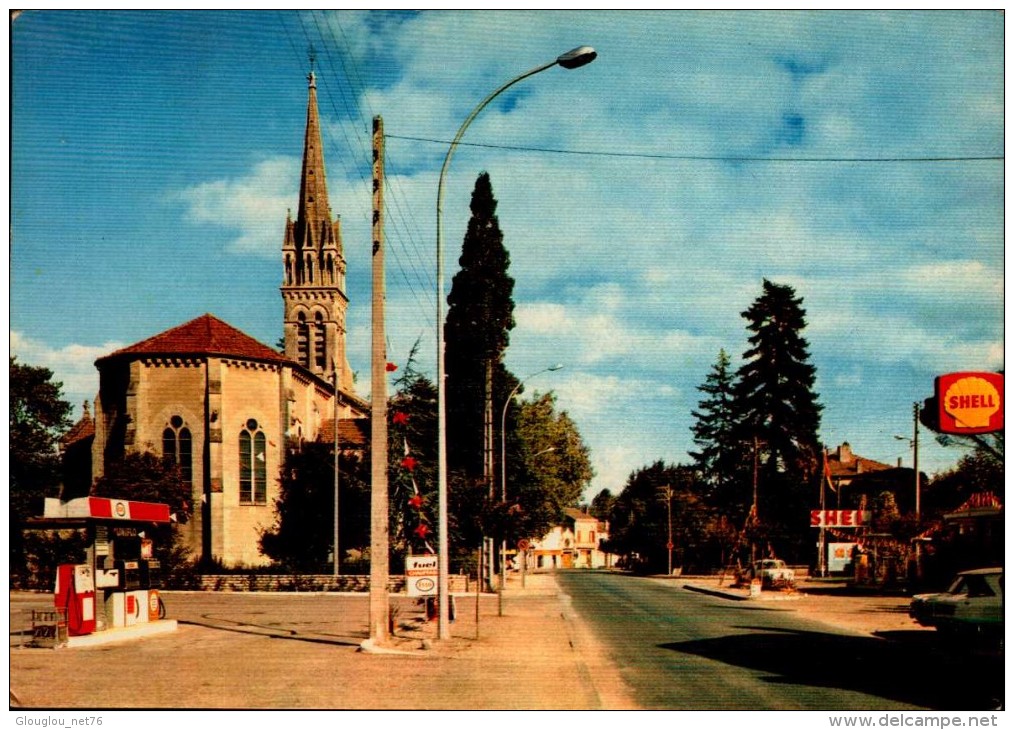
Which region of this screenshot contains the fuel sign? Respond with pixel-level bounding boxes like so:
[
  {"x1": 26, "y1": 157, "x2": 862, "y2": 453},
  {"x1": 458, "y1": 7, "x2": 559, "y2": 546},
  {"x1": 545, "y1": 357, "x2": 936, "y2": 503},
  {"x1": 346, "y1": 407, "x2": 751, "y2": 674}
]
[{"x1": 405, "y1": 554, "x2": 438, "y2": 597}]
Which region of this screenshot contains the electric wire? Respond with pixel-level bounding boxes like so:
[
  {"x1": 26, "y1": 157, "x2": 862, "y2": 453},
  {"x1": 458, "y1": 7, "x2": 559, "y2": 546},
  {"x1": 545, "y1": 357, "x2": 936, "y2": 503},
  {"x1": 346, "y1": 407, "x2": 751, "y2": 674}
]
[
  {"x1": 384, "y1": 134, "x2": 1003, "y2": 164},
  {"x1": 281, "y1": 12, "x2": 436, "y2": 329},
  {"x1": 326, "y1": 13, "x2": 433, "y2": 296},
  {"x1": 309, "y1": 12, "x2": 436, "y2": 324}
]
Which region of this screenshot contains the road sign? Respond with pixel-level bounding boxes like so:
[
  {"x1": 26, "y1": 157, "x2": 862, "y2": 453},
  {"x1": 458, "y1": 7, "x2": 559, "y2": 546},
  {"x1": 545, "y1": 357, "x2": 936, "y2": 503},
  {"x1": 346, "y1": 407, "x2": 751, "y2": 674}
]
[{"x1": 517, "y1": 539, "x2": 530, "y2": 551}]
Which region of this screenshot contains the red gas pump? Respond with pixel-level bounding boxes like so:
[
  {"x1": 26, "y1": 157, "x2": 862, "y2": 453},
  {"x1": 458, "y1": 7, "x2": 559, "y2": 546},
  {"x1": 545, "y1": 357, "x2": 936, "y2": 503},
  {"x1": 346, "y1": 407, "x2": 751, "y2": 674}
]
[{"x1": 54, "y1": 564, "x2": 96, "y2": 636}]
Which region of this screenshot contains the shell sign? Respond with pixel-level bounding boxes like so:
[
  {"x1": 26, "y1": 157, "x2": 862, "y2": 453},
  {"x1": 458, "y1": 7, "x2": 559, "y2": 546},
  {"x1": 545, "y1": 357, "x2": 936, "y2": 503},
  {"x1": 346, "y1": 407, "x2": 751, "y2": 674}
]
[{"x1": 936, "y1": 372, "x2": 1003, "y2": 434}]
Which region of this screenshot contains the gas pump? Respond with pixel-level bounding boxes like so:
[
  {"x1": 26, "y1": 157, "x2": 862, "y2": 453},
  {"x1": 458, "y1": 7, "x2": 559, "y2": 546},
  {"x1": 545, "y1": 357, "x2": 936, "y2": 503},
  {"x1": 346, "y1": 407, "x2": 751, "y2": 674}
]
[
  {"x1": 54, "y1": 564, "x2": 96, "y2": 636},
  {"x1": 36, "y1": 497, "x2": 173, "y2": 635}
]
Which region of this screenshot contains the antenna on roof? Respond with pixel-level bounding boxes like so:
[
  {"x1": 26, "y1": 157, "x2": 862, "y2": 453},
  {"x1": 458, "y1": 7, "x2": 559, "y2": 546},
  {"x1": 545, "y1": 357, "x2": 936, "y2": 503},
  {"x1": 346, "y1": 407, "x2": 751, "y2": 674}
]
[{"x1": 308, "y1": 43, "x2": 317, "y2": 74}]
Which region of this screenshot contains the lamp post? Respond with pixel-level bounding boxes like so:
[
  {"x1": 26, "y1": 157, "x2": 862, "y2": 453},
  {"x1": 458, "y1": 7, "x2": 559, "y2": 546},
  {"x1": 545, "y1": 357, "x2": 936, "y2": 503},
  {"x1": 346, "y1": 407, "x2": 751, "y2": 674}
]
[
  {"x1": 435, "y1": 46, "x2": 597, "y2": 640},
  {"x1": 498, "y1": 365, "x2": 563, "y2": 616}
]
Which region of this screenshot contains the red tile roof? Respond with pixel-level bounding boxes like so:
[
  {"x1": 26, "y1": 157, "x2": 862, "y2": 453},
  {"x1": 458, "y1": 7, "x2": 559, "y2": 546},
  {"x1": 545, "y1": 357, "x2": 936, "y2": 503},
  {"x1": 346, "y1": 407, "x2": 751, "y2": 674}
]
[
  {"x1": 61, "y1": 414, "x2": 95, "y2": 447},
  {"x1": 317, "y1": 418, "x2": 369, "y2": 447},
  {"x1": 97, "y1": 314, "x2": 290, "y2": 366}
]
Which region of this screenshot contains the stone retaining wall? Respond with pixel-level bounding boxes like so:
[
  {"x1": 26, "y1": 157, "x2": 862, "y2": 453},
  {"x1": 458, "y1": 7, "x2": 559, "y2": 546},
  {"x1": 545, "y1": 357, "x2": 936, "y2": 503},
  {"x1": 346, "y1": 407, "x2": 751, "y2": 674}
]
[{"x1": 198, "y1": 573, "x2": 471, "y2": 593}]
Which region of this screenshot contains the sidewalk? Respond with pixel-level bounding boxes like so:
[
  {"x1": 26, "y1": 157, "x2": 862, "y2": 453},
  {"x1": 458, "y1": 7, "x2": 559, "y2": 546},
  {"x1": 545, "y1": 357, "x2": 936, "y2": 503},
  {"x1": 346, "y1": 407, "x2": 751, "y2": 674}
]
[{"x1": 9, "y1": 574, "x2": 635, "y2": 710}]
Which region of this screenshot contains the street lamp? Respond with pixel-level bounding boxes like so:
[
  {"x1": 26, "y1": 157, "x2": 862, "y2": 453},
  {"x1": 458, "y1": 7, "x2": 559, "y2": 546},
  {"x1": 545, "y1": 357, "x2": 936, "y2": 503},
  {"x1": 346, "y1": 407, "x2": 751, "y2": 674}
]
[
  {"x1": 498, "y1": 364, "x2": 563, "y2": 616},
  {"x1": 435, "y1": 46, "x2": 597, "y2": 640}
]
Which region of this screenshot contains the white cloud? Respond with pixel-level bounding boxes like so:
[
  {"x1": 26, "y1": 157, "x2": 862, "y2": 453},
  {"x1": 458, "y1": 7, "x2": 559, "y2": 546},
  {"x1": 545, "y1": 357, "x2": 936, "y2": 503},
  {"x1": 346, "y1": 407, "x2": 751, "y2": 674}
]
[
  {"x1": 172, "y1": 156, "x2": 299, "y2": 257},
  {"x1": 10, "y1": 331, "x2": 123, "y2": 416}
]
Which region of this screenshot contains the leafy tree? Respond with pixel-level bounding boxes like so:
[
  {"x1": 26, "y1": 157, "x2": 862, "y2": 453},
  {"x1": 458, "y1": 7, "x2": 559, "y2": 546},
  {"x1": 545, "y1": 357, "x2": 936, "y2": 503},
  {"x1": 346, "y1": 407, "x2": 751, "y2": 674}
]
[
  {"x1": 589, "y1": 488, "x2": 615, "y2": 521},
  {"x1": 733, "y1": 280, "x2": 822, "y2": 559},
  {"x1": 388, "y1": 350, "x2": 440, "y2": 560},
  {"x1": 92, "y1": 451, "x2": 195, "y2": 576},
  {"x1": 444, "y1": 172, "x2": 518, "y2": 483},
  {"x1": 499, "y1": 392, "x2": 594, "y2": 543},
  {"x1": 259, "y1": 443, "x2": 369, "y2": 572},
  {"x1": 690, "y1": 349, "x2": 748, "y2": 513},
  {"x1": 604, "y1": 461, "x2": 714, "y2": 574},
  {"x1": 10, "y1": 357, "x2": 73, "y2": 585},
  {"x1": 925, "y1": 439, "x2": 1004, "y2": 514}
]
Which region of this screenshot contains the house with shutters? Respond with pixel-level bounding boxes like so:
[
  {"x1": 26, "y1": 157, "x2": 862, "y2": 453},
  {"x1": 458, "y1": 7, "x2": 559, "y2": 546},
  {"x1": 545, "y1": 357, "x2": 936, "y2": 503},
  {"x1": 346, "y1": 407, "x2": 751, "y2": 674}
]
[{"x1": 528, "y1": 507, "x2": 613, "y2": 570}]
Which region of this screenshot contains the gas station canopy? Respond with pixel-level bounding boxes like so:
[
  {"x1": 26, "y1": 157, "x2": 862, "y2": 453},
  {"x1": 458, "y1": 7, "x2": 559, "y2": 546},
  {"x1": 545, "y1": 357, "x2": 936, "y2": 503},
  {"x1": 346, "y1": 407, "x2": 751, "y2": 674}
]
[{"x1": 37, "y1": 497, "x2": 171, "y2": 526}]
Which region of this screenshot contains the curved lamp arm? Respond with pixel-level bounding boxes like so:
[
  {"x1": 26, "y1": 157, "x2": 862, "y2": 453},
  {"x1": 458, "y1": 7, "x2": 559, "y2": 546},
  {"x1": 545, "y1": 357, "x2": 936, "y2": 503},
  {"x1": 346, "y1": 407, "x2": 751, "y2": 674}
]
[{"x1": 436, "y1": 46, "x2": 595, "y2": 641}]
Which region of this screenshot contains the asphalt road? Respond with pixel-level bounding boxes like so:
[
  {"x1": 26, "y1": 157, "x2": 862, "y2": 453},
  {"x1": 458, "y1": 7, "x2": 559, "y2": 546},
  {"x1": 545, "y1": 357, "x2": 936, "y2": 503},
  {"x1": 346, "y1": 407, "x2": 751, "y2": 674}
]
[{"x1": 556, "y1": 571, "x2": 1003, "y2": 711}]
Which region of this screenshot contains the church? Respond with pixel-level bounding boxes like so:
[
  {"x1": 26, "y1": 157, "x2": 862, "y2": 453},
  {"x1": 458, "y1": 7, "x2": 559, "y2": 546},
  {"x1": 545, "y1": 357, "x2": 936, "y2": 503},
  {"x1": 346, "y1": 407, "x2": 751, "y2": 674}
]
[{"x1": 62, "y1": 71, "x2": 369, "y2": 566}]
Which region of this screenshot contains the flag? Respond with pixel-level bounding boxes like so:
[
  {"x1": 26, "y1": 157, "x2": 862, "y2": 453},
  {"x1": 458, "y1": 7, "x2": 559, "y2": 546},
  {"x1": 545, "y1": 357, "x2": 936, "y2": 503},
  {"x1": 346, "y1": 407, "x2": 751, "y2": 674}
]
[{"x1": 823, "y1": 450, "x2": 836, "y2": 493}]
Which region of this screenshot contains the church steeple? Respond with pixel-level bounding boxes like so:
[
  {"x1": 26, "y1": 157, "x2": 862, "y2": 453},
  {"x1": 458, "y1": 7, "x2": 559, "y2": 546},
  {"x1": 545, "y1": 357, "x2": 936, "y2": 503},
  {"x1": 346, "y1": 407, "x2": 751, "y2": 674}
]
[
  {"x1": 281, "y1": 70, "x2": 350, "y2": 388},
  {"x1": 297, "y1": 71, "x2": 332, "y2": 236}
]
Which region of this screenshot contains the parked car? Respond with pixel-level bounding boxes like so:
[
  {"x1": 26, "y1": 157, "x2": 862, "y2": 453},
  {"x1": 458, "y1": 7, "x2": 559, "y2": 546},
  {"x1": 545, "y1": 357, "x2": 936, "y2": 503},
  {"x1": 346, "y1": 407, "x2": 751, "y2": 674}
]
[
  {"x1": 910, "y1": 567, "x2": 1003, "y2": 641},
  {"x1": 745, "y1": 559, "x2": 796, "y2": 589}
]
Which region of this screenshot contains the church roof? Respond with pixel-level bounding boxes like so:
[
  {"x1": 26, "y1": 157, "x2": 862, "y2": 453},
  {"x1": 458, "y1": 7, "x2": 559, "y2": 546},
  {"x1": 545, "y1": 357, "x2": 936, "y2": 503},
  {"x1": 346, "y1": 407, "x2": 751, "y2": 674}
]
[
  {"x1": 61, "y1": 410, "x2": 95, "y2": 447},
  {"x1": 318, "y1": 418, "x2": 370, "y2": 447},
  {"x1": 97, "y1": 314, "x2": 290, "y2": 366}
]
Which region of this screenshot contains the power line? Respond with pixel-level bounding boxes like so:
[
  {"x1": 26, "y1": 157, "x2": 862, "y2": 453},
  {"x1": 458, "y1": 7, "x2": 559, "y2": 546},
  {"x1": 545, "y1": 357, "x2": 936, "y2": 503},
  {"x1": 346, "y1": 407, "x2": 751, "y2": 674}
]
[
  {"x1": 298, "y1": 12, "x2": 436, "y2": 328},
  {"x1": 384, "y1": 134, "x2": 1002, "y2": 164}
]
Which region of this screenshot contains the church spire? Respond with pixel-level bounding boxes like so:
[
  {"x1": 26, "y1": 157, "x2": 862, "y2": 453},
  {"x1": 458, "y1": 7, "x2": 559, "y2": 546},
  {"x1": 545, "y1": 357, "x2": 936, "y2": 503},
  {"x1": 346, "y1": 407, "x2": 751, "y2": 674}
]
[
  {"x1": 297, "y1": 70, "x2": 332, "y2": 231},
  {"x1": 281, "y1": 69, "x2": 350, "y2": 388}
]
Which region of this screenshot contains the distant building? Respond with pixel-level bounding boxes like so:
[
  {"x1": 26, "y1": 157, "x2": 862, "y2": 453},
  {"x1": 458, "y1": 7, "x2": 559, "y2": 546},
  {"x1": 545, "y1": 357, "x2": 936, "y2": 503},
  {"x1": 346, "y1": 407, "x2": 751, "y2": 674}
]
[
  {"x1": 825, "y1": 441, "x2": 894, "y2": 493},
  {"x1": 529, "y1": 508, "x2": 613, "y2": 570},
  {"x1": 59, "y1": 71, "x2": 368, "y2": 566},
  {"x1": 823, "y1": 442, "x2": 922, "y2": 512}
]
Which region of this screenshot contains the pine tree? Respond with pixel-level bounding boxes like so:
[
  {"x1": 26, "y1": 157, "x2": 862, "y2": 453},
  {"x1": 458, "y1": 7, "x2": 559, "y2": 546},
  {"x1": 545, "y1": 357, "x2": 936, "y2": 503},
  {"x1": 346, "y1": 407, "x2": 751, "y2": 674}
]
[
  {"x1": 733, "y1": 280, "x2": 822, "y2": 557},
  {"x1": 689, "y1": 349, "x2": 747, "y2": 514},
  {"x1": 444, "y1": 172, "x2": 518, "y2": 483}
]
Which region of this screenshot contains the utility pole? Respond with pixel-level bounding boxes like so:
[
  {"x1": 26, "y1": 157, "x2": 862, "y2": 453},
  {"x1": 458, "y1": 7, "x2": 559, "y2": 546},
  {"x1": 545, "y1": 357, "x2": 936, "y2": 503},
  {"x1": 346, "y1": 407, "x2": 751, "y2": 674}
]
[
  {"x1": 750, "y1": 435, "x2": 759, "y2": 564},
  {"x1": 913, "y1": 402, "x2": 920, "y2": 521},
  {"x1": 366, "y1": 115, "x2": 389, "y2": 646},
  {"x1": 660, "y1": 485, "x2": 674, "y2": 576},
  {"x1": 333, "y1": 364, "x2": 340, "y2": 577},
  {"x1": 913, "y1": 401, "x2": 921, "y2": 582},
  {"x1": 484, "y1": 359, "x2": 495, "y2": 593}
]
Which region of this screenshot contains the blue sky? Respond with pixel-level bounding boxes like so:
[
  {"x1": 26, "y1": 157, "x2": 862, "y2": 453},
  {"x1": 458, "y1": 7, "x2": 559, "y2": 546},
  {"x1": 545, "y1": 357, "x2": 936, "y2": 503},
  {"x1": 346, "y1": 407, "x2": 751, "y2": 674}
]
[{"x1": 10, "y1": 10, "x2": 1004, "y2": 500}]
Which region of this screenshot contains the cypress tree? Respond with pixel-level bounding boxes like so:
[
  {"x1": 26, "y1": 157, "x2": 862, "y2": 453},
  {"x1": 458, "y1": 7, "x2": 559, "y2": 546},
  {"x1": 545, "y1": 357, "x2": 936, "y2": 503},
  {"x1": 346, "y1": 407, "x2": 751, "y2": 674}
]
[{"x1": 444, "y1": 172, "x2": 517, "y2": 482}]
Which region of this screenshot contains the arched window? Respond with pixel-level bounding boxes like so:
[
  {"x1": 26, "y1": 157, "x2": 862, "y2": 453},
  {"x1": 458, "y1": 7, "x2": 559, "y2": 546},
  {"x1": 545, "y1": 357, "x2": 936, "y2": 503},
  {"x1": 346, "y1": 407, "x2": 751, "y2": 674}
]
[
  {"x1": 162, "y1": 415, "x2": 193, "y2": 487},
  {"x1": 239, "y1": 418, "x2": 267, "y2": 505},
  {"x1": 314, "y1": 312, "x2": 326, "y2": 370},
  {"x1": 296, "y1": 312, "x2": 309, "y2": 368}
]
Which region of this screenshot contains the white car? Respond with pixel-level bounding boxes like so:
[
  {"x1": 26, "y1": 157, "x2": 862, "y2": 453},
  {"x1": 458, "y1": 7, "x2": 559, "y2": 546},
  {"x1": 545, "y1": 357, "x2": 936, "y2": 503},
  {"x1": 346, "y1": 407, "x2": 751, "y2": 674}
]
[
  {"x1": 910, "y1": 567, "x2": 1003, "y2": 640},
  {"x1": 746, "y1": 559, "x2": 796, "y2": 589}
]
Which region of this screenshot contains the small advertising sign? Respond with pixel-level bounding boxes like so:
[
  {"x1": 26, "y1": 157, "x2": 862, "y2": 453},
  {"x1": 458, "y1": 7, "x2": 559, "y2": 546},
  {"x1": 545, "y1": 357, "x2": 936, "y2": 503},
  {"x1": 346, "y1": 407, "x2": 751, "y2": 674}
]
[
  {"x1": 405, "y1": 554, "x2": 438, "y2": 597},
  {"x1": 810, "y1": 510, "x2": 871, "y2": 528},
  {"x1": 936, "y1": 372, "x2": 1004, "y2": 434},
  {"x1": 828, "y1": 543, "x2": 857, "y2": 573}
]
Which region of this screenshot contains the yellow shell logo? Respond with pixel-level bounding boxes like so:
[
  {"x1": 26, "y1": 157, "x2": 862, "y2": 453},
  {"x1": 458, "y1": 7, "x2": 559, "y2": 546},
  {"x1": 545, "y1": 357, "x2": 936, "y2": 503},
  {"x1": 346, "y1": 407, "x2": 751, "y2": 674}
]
[{"x1": 944, "y1": 376, "x2": 1001, "y2": 429}]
